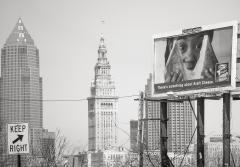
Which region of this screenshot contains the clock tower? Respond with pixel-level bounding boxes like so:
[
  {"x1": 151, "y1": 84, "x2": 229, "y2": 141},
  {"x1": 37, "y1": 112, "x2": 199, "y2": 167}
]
[{"x1": 88, "y1": 37, "x2": 118, "y2": 151}]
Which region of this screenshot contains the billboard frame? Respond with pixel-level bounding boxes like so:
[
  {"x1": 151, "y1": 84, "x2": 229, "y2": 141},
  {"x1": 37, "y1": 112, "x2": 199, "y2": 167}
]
[{"x1": 152, "y1": 21, "x2": 238, "y2": 98}]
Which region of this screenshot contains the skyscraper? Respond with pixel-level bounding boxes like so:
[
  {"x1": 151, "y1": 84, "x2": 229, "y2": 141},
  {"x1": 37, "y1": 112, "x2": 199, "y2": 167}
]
[
  {"x1": 167, "y1": 101, "x2": 195, "y2": 154},
  {"x1": 0, "y1": 18, "x2": 43, "y2": 166},
  {"x1": 144, "y1": 74, "x2": 161, "y2": 151},
  {"x1": 88, "y1": 37, "x2": 118, "y2": 152},
  {"x1": 144, "y1": 73, "x2": 195, "y2": 154}
]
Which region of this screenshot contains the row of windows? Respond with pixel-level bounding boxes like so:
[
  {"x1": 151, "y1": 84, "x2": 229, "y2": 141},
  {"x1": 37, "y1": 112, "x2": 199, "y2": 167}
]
[
  {"x1": 95, "y1": 89, "x2": 115, "y2": 96},
  {"x1": 101, "y1": 102, "x2": 113, "y2": 106},
  {"x1": 96, "y1": 67, "x2": 110, "y2": 75},
  {"x1": 3, "y1": 48, "x2": 36, "y2": 55},
  {"x1": 4, "y1": 45, "x2": 36, "y2": 50}
]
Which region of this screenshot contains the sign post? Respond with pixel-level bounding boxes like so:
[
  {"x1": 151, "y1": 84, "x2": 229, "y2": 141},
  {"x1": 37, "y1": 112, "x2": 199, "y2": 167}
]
[
  {"x1": 17, "y1": 154, "x2": 21, "y2": 167},
  {"x1": 7, "y1": 123, "x2": 29, "y2": 167}
]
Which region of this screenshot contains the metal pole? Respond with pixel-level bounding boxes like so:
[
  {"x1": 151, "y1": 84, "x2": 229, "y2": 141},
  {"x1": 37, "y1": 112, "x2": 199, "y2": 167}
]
[
  {"x1": 17, "y1": 154, "x2": 21, "y2": 167},
  {"x1": 197, "y1": 97, "x2": 204, "y2": 167},
  {"x1": 223, "y1": 93, "x2": 231, "y2": 167},
  {"x1": 138, "y1": 92, "x2": 144, "y2": 167},
  {"x1": 160, "y1": 100, "x2": 169, "y2": 167},
  {"x1": 73, "y1": 156, "x2": 76, "y2": 167}
]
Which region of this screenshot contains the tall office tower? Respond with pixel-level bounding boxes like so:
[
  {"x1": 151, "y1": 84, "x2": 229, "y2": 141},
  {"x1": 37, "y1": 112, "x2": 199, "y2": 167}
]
[
  {"x1": 144, "y1": 74, "x2": 195, "y2": 154},
  {"x1": 167, "y1": 100, "x2": 195, "y2": 154},
  {"x1": 88, "y1": 37, "x2": 118, "y2": 152},
  {"x1": 144, "y1": 73, "x2": 161, "y2": 151},
  {"x1": 130, "y1": 120, "x2": 138, "y2": 153},
  {"x1": 0, "y1": 18, "x2": 43, "y2": 166}
]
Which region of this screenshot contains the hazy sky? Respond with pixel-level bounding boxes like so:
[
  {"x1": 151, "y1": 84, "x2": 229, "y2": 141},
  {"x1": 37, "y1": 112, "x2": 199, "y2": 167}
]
[{"x1": 1, "y1": 0, "x2": 240, "y2": 152}]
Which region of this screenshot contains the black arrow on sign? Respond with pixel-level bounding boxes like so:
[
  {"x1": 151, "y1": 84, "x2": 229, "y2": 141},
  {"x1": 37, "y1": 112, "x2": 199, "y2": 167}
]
[{"x1": 12, "y1": 135, "x2": 24, "y2": 144}]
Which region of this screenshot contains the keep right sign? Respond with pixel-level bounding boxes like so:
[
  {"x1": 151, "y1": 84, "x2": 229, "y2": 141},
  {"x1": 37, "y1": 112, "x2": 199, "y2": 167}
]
[{"x1": 7, "y1": 123, "x2": 29, "y2": 154}]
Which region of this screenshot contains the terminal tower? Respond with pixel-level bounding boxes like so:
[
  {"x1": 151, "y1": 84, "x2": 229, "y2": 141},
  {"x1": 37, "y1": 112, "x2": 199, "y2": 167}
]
[{"x1": 88, "y1": 37, "x2": 118, "y2": 151}]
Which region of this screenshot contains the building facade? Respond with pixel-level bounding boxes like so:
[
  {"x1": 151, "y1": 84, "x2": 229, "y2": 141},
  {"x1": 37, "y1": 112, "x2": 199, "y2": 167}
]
[
  {"x1": 130, "y1": 120, "x2": 138, "y2": 153},
  {"x1": 88, "y1": 148, "x2": 137, "y2": 167},
  {"x1": 62, "y1": 152, "x2": 88, "y2": 167},
  {"x1": 167, "y1": 100, "x2": 195, "y2": 154},
  {"x1": 144, "y1": 73, "x2": 195, "y2": 155},
  {"x1": 205, "y1": 135, "x2": 240, "y2": 167},
  {"x1": 144, "y1": 74, "x2": 161, "y2": 151},
  {"x1": 41, "y1": 129, "x2": 55, "y2": 166},
  {"x1": 88, "y1": 37, "x2": 118, "y2": 152}
]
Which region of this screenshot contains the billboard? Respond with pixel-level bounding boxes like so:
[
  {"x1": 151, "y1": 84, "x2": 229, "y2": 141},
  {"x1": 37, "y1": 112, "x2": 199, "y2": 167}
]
[
  {"x1": 153, "y1": 21, "x2": 238, "y2": 97},
  {"x1": 236, "y1": 24, "x2": 240, "y2": 85},
  {"x1": 232, "y1": 24, "x2": 240, "y2": 96}
]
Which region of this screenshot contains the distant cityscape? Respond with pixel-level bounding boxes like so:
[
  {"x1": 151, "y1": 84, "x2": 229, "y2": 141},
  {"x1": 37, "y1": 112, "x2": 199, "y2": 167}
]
[{"x1": 0, "y1": 18, "x2": 240, "y2": 167}]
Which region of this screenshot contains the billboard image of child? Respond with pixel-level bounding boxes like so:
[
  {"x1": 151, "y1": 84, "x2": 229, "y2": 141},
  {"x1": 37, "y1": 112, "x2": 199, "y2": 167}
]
[{"x1": 164, "y1": 31, "x2": 218, "y2": 82}]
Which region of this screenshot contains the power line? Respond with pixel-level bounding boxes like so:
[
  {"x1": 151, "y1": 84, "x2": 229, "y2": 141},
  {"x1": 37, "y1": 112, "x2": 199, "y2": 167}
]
[{"x1": 0, "y1": 94, "x2": 138, "y2": 102}]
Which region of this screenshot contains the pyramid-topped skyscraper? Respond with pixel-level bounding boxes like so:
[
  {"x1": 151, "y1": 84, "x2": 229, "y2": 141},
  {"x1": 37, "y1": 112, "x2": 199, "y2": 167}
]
[
  {"x1": 0, "y1": 18, "x2": 44, "y2": 166},
  {"x1": 5, "y1": 18, "x2": 34, "y2": 45}
]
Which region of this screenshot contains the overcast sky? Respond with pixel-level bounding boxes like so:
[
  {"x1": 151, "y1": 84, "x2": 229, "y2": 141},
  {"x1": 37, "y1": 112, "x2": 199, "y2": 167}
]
[{"x1": 1, "y1": 0, "x2": 240, "y2": 152}]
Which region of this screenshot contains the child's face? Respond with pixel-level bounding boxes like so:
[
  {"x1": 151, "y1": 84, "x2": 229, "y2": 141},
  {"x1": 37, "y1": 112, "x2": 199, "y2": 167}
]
[{"x1": 177, "y1": 34, "x2": 203, "y2": 70}]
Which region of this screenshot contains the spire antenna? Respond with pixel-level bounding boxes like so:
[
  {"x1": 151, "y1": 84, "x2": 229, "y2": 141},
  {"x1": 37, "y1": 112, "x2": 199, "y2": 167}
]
[{"x1": 100, "y1": 18, "x2": 105, "y2": 38}]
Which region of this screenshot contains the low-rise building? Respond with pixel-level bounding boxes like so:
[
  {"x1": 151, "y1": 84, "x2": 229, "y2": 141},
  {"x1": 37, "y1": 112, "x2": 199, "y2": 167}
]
[
  {"x1": 88, "y1": 147, "x2": 138, "y2": 167},
  {"x1": 205, "y1": 135, "x2": 240, "y2": 167},
  {"x1": 62, "y1": 152, "x2": 88, "y2": 167},
  {"x1": 168, "y1": 152, "x2": 195, "y2": 167}
]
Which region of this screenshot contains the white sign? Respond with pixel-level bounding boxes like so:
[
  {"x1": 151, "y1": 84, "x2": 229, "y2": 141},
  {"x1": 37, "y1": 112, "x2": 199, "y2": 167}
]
[{"x1": 7, "y1": 123, "x2": 29, "y2": 154}]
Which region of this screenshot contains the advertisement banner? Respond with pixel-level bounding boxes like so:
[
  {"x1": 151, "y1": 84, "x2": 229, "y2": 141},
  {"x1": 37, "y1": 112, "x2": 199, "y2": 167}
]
[{"x1": 153, "y1": 21, "x2": 238, "y2": 97}]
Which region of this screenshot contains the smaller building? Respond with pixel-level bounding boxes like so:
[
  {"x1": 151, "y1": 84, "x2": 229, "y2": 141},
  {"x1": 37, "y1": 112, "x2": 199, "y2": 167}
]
[
  {"x1": 62, "y1": 152, "x2": 88, "y2": 167},
  {"x1": 41, "y1": 129, "x2": 55, "y2": 166},
  {"x1": 168, "y1": 152, "x2": 195, "y2": 166},
  {"x1": 205, "y1": 135, "x2": 240, "y2": 167},
  {"x1": 130, "y1": 120, "x2": 138, "y2": 153},
  {"x1": 88, "y1": 147, "x2": 137, "y2": 167},
  {"x1": 143, "y1": 150, "x2": 161, "y2": 167}
]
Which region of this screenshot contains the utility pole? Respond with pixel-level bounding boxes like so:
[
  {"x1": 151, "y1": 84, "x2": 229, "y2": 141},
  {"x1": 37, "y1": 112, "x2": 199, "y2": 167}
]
[
  {"x1": 138, "y1": 91, "x2": 144, "y2": 167},
  {"x1": 160, "y1": 100, "x2": 169, "y2": 167},
  {"x1": 223, "y1": 93, "x2": 231, "y2": 167},
  {"x1": 197, "y1": 97, "x2": 204, "y2": 167}
]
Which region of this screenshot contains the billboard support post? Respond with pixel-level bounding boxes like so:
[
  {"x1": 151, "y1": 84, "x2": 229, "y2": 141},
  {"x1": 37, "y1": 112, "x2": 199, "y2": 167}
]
[
  {"x1": 197, "y1": 97, "x2": 205, "y2": 167},
  {"x1": 223, "y1": 93, "x2": 231, "y2": 167},
  {"x1": 160, "y1": 100, "x2": 169, "y2": 167},
  {"x1": 17, "y1": 154, "x2": 21, "y2": 167}
]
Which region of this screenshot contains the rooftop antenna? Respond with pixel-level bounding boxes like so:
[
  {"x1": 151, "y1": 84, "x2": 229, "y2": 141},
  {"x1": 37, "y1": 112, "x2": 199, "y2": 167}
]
[{"x1": 100, "y1": 18, "x2": 105, "y2": 38}]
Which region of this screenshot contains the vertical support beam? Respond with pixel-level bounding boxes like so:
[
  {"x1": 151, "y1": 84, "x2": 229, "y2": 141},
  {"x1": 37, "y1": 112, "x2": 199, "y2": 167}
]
[
  {"x1": 197, "y1": 97, "x2": 204, "y2": 167},
  {"x1": 223, "y1": 93, "x2": 231, "y2": 167},
  {"x1": 138, "y1": 92, "x2": 144, "y2": 167},
  {"x1": 72, "y1": 156, "x2": 75, "y2": 167},
  {"x1": 160, "y1": 100, "x2": 169, "y2": 167},
  {"x1": 17, "y1": 155, "x2": 21, "y2": 167}
]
